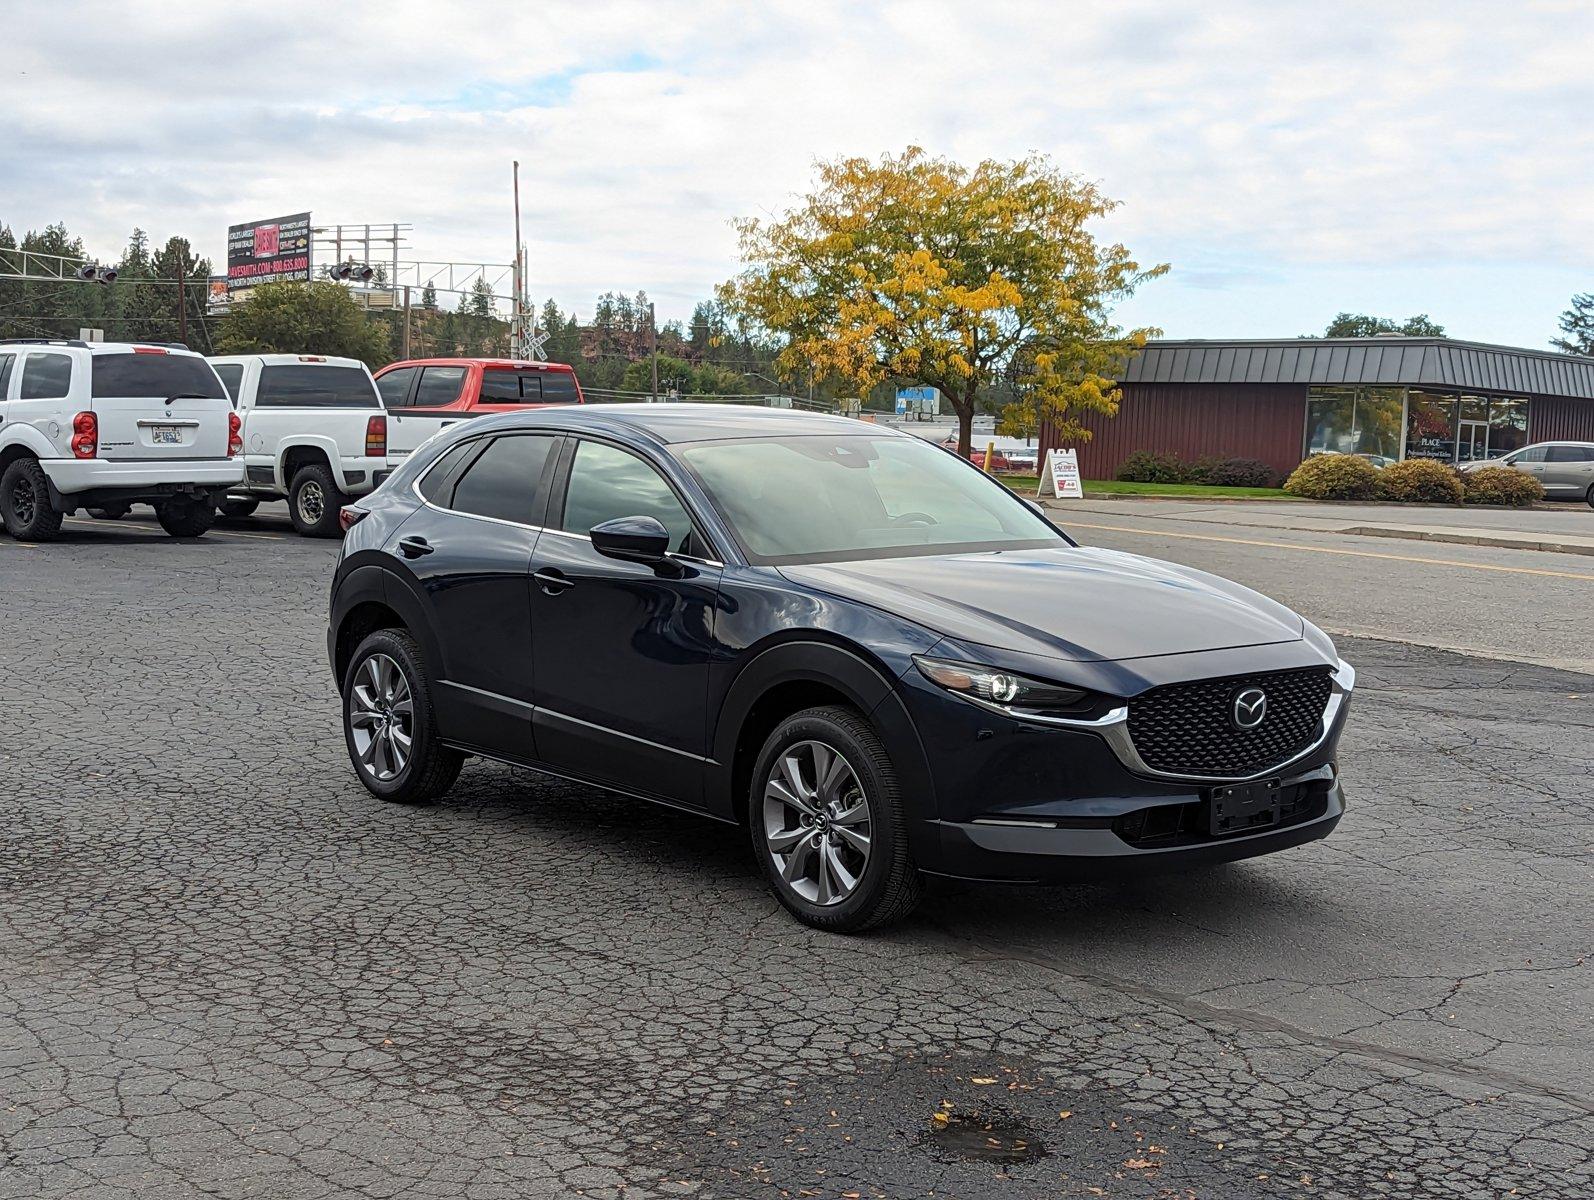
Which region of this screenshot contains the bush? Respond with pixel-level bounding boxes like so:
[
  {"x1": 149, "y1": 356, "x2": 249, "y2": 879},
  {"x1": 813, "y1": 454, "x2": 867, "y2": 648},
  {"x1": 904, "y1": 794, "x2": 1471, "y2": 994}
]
[
  {"x1": 1116, "y1": 450, "x2": 1186, "y2": 484},
  {"x1": 1283, "y1": 453, "x2": 1383, "y2": 500},
  {"x1": 1377, "y1": 458, "x2": 1464, "y2": 504},
  {"x1": 1206, "y1": 457, "x2": 1275, "y2": 488},
  {"x1": 1462, "y1": 465, "x2": 1544, "y2": 507}
]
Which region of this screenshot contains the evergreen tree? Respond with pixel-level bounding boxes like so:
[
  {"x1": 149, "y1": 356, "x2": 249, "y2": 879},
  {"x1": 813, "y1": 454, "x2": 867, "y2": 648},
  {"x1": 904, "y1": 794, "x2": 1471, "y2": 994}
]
[{"x1": 1552, "y1": 294, "x2": 1594, "y2": 356}]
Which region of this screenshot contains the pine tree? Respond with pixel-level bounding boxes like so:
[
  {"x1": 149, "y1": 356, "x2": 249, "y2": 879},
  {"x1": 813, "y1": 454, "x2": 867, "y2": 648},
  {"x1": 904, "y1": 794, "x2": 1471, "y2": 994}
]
[{"x1": 1552, "y1": 294, "x2": 1594, "y2": 356}]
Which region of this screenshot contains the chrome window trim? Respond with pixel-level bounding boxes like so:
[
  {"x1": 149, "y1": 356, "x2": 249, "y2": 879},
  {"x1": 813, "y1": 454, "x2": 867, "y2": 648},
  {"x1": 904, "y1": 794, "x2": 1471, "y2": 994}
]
[{"x1": 977, "y1": 659, "x2": 1355, "y2": 785}]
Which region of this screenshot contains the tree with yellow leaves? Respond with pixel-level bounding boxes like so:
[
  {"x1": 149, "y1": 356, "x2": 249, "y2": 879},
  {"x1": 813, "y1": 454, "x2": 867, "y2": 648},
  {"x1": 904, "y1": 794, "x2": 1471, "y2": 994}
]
[{"x1": 718, "y1": 148, "x2": 1167, "y2": 455}]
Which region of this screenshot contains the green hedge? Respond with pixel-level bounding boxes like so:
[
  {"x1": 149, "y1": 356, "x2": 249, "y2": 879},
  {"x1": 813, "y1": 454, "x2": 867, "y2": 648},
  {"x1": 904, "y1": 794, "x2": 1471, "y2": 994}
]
[{"x1": 1116, "y1": 451, "x2": 1275, "y2": 487}]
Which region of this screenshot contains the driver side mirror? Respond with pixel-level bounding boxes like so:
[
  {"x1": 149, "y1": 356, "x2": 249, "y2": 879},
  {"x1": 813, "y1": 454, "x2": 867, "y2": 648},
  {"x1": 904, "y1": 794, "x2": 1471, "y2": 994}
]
[{"x1": 590, "y1": 514, "x2": 670, "y2": 564}]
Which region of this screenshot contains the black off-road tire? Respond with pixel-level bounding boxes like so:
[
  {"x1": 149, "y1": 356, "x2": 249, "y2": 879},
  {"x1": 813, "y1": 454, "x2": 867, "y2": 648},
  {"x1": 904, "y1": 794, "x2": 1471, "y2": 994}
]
[
  {"x1": 748, "y1": 705, "x2": 923, "y2": 933},
  {"x1": 289, "y1": 463, "x2": 348, "y2": 538},
  {"x1": 0, "y1": 457, "x2": 64, "y2": 541},
  {"x1": 155, "y1": 497, "x2": 215, "y2": 538},
  {"x1": 216, "y1": 497, "x2": 260, "y2": 519},
  {"x1": 342, "y1": 628, "x2": 464, "y2": 805}
]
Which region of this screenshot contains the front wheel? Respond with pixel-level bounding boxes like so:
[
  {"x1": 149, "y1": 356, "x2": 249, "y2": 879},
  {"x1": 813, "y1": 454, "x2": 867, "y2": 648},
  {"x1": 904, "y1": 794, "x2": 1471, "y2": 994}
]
[
  {"x1": 155, "y1": 497, "x2": 215, "y2": 538},
  {"x1": 343, "y1": 628, "x2": 463, "y2": 804},
  {"x1": 289, "y1": 463, "x2": 348, "y2": 538},
  {"x1": 0, "y1": 457, "x2": 64, "y2": 541},
  {"x1": 749, "y1": 705, "x2": 922, "y2": 932}
]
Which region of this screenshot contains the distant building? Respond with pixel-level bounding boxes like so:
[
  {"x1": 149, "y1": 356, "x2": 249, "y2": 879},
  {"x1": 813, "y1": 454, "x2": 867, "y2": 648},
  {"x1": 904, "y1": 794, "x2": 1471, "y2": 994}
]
[{"x1": 1039, "y1": 337, "x2": 1594, "y2": 479}]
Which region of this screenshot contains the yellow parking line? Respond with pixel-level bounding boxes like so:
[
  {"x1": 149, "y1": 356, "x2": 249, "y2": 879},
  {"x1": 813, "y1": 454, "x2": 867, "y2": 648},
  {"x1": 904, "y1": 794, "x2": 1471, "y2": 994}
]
[{"x1": 1064, "y1": 520, "x2": 1594, "y2": 583}]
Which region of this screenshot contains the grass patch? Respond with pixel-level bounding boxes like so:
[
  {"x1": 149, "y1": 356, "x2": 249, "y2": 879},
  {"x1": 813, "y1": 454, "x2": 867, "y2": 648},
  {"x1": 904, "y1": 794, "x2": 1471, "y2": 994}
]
[{"x1": 996, "y1": 476, "x2": 1294, "y2": 499}]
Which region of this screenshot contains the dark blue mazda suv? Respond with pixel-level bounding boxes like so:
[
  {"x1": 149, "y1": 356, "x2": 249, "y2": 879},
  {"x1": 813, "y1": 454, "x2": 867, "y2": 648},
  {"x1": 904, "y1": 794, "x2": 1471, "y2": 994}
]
[{"x1": 328, "y1": 404, "x2": 1353, "y2": 931}]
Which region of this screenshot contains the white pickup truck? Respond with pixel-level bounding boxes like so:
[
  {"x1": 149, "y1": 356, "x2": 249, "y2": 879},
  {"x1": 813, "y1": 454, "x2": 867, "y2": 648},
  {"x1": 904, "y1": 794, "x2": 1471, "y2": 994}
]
[
  {"x1": 0, "y1": 339, "x2": 242, "y2": 540},
  {"x1": 207, "y1": 354, "x2": 389, "y2": 537}
]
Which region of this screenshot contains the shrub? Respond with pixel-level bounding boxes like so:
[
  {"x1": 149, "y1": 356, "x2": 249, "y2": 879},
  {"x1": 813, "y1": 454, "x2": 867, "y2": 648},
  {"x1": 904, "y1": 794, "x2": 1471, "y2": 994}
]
[
  {"x1": 1116, "y1": 450, "x2": 1186, "y2": 484},
  {"x1": 1377, "y1": 458, "x2": 1464, "y2": 504},
  {"x1": 1462, "y1": 464, "x2": 1544, "y2": 507},
  {"x1": 1283, "y1": 453, "x2": 1382, "y2": 500},
  {"x1": 1206, "y1": 457, "x2": 1275, "y2": 488}
]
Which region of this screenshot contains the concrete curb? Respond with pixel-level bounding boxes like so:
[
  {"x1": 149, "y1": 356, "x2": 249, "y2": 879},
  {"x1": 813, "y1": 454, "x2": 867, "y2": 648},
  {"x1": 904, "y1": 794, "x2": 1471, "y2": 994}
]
[{"x1": 1343, "y1": 526, "x2": 1594, "y2": 557}]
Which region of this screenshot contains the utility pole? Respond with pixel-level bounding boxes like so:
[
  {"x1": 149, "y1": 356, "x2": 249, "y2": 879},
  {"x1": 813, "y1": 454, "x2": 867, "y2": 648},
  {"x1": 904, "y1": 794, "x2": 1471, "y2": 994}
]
[
  {"x1": 649, "y1": 302, "x2": 659, "y2": 402},
  {"x1": 176, "y1": 252, "x2": 187, "y2": 346},
  {"x1": 402, "y1": 285, "x2": 412, "y2": 359}
]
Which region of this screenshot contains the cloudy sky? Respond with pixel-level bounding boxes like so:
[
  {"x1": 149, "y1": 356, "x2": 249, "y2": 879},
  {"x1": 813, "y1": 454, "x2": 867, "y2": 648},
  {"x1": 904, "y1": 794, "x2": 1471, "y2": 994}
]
[{"x1": 4, "y1": 1, "x2": 1591, "y2": 346}]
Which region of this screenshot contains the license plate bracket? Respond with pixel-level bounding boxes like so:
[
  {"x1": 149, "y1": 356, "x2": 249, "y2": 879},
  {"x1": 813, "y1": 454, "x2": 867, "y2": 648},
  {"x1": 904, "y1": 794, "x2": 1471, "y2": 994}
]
[
  {"x1": 150, "y1": 426, "x2": 183, "y2": 445},
  {"x1": 1208, "y1": 778, "x2": 1282, "y2": 837}
]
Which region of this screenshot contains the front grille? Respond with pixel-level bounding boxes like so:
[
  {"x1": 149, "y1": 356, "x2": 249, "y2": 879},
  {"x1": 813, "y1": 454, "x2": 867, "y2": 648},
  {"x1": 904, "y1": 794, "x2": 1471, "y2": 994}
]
[{"x1": 1127, "y1": 667, "x2": 1333, "y2": 777}]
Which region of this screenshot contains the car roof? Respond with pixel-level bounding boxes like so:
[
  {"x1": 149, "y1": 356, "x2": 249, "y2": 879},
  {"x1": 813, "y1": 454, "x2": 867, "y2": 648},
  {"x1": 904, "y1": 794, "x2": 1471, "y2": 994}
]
[
  {"x1": 376, "y1": 357, "x2": 577, "y2": 372},
  {"x1": 0, "y1": 339, "x2": 203, "y2": 357},
  {"x1": 206, "y1": 353, "x2": 368, "y2": 368},
  {"x1": 465, "y1": 402, "x2": 901, "y2": 445}
]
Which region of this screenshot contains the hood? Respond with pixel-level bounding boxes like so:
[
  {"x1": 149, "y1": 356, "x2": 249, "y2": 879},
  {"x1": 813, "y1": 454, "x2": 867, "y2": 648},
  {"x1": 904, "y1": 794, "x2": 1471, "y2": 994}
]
[{"x1": 779, "y1": 546, "x2": 1304, "y2": 663}]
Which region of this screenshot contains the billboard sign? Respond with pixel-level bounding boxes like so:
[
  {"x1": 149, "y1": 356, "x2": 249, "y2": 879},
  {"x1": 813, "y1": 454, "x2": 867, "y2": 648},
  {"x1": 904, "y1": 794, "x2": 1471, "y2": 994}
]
[
  {"x1": 895, "y1": 385, "x2": 939, "y2": 416},
  {"x1": 226, "y1": 212, "x2": 312, "y2": 292}
]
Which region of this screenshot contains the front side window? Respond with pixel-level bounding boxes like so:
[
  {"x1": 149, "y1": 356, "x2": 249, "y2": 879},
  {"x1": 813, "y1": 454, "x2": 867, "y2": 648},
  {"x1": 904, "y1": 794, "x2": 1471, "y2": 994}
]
[
  {"x1": 447, "y1": 435, "x2": 556, "y2": 524},
  {"x1": 561, "y1": 440, "x2": 697, "y2": 555},
  {"x1": 89, "y1": 353, "x2": 224, "y2": 399},
  {"x1": 1513, "y1": 446, "x2": 1548, "y2": 463},
  {"x1": 677, "y1": 433, "x2": 1061, "y2": 565},
  {"x1": 256, "y1": 365, "x2": 379, "y2": 408},
  {"x1": 414, "y1": 366, "x2": 467, "y2": 408},
  {"x1": 20, "y1": 353, "x2": 73, "y2": 400},
  {"x1": 376, "y1": 366, "x2": 417, "y2": 407}
]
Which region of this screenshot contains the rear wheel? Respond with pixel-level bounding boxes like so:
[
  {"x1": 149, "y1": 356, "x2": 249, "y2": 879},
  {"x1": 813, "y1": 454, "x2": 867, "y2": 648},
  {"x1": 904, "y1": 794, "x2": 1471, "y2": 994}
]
[
  {"x1": 216, "y1": 497, "x2": 260, "y2": 519},
  {"x1": 289, "y1": 463, "x2": 347, "y2": 538},
  {"x1": 0, "y1": 458, "x2": 63, "y2": 541},
  {"x1": 87, "y1": 504, "x2": 130, "y2": 520},
  {"x1": 749, "y1": 705, "x2": 922, "y2": 932},
  {"x1": 342, "y1": 628, "x2": 462, "y2": 804},
  {"x1": 155, "y1": 497, "x2": 215, "y2": 538},
  {"x1": 1586, "y1": 483, "x2": 1593, "y2": 511}
]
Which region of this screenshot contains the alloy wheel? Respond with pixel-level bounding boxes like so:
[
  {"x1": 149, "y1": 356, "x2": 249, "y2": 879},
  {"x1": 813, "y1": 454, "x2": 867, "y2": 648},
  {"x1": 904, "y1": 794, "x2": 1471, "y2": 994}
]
[
  {"x1": 298, "y1": 479, "x2": 325, "y2": 525},
  {"x1": 763, "y1": 739, "x2": 872, "y2": 906},
  {"x1": 348, "y1": 653, "x2": 414, "y2": 782},
  {"x1": 10, "y1": 477, "x2": 36, "y2": 526}
]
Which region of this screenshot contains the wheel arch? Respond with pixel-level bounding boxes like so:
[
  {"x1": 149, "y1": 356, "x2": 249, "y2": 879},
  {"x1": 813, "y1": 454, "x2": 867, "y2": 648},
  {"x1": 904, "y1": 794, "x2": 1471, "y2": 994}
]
[
  {"x1": 329, "y1": 564, "x2": 445, "y2": 694},
  {"x1": 279, "y1": 438, "x2": 338, "y2": 492}
]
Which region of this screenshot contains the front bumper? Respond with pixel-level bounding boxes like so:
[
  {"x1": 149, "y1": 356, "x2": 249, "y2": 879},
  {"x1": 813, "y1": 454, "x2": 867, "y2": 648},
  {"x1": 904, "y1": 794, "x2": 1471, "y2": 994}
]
[{"x1": 44, "y1": 457, "x2": 244, "y2": 496}]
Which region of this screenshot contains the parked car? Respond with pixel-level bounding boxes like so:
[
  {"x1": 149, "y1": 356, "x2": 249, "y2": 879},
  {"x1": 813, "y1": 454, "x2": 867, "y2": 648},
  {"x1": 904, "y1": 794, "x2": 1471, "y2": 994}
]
[
  {"x1": 372, "y1": 358, "x2": 583, "y2": 466},
  {"x1": 0, "y1": 339, "x2": 241, "y2": 540},
  {"x1": 329, "y1": 405, "x2": 1353, "y2": 932},
  {"x1": 939, "y1": 436, "x2": 1014, "y2": 471},
  {"x1": 1460, "y1": 441, "x2": 1594, "y2": 506},
  {"x1": 207, "y1": 354, "x2": 389, "y2": 537}
]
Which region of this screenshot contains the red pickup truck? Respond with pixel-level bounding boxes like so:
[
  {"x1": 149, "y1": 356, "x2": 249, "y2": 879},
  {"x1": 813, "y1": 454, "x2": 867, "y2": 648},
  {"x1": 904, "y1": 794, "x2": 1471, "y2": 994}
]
[{"x1": 374, "y1": 357, "x2": 584, "y2": 463}]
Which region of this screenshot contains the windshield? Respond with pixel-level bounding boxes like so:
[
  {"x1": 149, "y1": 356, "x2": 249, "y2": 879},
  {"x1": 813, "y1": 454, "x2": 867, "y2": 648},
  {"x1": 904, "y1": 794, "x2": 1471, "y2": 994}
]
[
  {"x1": 677, "y1": 433, "x2": 1064, "y2": 564},
  {"x1": 90, "y1": 353, "x2": 226, "y2": 399}
]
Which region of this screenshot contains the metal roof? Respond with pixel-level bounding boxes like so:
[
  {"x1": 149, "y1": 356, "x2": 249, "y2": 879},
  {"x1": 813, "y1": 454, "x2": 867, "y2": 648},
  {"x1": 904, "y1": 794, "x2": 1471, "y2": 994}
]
[{"x1": 1121, "y1": 338, "x2": 1594, "y2": 400}]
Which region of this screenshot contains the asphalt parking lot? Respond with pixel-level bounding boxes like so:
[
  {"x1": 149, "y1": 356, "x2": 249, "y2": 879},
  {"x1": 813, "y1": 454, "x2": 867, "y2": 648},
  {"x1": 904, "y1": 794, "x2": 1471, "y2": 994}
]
[{"x1": 2, "y1": 505, "x2": 1590, "y2": 1199}]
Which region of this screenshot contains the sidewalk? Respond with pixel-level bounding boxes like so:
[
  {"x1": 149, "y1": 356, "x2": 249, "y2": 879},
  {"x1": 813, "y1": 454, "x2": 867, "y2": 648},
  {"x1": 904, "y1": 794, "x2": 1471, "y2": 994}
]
[{"x1": 1041, "y1": 497, "x2": 1594, "y2": 556}]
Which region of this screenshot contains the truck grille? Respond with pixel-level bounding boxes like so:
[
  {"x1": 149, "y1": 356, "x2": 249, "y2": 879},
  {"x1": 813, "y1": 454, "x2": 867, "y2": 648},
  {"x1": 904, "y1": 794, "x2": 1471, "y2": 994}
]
[{"x1": 1126, "y1": 667, "x2": 1334, "y2": 778}]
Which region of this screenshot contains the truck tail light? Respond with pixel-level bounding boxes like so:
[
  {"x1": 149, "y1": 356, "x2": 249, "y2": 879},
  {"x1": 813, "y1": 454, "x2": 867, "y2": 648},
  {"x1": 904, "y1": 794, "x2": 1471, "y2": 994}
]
[
  {"x1": 228, "y1": 411, "x2": 243, "y2": 456},
  {"x1": 365, "y1": 414, "x2": 386, "y2": 458},
  {"x1": 71, "y1": 411, "x2": 98, "y2": 458}
]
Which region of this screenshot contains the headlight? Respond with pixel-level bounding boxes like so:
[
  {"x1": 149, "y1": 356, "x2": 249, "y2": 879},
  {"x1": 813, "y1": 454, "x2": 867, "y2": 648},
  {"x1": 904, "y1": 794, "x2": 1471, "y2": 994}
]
[{"x1": 913, "y1": 656, "x2": 1088, "y2": 716}]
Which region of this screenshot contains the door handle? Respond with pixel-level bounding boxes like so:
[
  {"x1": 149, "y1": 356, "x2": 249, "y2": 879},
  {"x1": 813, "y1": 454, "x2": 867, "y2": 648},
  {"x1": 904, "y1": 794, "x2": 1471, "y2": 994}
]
[
  {"x1": 534, "y1": 567, "x2": 574, "y2": 595},
  {"x1": 398, "y1": 535, "x2": 433, "y2": 558}
]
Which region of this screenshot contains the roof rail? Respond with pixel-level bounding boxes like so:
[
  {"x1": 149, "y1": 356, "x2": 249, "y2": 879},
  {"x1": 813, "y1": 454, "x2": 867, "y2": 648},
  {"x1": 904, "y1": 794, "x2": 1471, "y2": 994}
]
[{"x1": 0, "y1": 337, "x2": 90, "y2": 348}]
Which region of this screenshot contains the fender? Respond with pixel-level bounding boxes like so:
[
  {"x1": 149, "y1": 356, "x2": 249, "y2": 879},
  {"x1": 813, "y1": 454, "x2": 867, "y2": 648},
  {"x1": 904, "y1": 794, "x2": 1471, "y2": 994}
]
[
  {"x1": 274, "y1": 435, "x2": 344, "y2": 492},
  {"x1": 706, "y1": 639, "x2": 940, "y2": 857},
  {"x1": 327, "y1": 560, "x2": 447, "y2": 703},
  {"x1": 0, "y1": 422, "x2": 60, "y2": 464}
]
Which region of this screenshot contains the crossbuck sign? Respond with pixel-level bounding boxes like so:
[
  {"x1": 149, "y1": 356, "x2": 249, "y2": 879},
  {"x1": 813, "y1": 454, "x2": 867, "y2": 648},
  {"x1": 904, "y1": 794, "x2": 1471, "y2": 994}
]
[{"x1": 1037, "y1": 449, "x2": 1084, "y2": 500}]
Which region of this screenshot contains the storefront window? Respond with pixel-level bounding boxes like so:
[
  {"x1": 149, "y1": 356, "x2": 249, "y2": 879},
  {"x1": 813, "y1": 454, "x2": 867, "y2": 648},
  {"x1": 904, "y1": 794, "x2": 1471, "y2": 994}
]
[
  {"x1": 1305, "y1": 386, "x2": 1405, "y2": 462},
  {"x1": 1405, "y1": 391, "x2": 1458, "y2": 462},
  {"x1": 1487, "y1": 398, "x2": 1529, "y2": 458}
]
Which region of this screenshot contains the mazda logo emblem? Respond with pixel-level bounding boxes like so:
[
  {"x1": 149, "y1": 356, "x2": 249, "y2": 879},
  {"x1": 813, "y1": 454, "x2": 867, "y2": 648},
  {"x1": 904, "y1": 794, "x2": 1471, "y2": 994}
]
[{"x1": 1232, "y1": 687, "x2": 1268, "y2": 730}]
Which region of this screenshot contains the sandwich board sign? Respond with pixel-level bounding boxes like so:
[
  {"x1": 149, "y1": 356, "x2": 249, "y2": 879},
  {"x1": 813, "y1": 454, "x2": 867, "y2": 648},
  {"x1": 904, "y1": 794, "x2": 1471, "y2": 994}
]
[{"x1": 1037, "y1": 448, "x2": 1083, "y2": 499}]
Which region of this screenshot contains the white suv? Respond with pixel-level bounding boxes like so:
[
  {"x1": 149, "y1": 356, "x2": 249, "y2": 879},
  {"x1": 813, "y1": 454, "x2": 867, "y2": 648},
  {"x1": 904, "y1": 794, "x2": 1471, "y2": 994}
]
[{"x1": 0, "y1": 339, "x2": 243, "y2": 540}]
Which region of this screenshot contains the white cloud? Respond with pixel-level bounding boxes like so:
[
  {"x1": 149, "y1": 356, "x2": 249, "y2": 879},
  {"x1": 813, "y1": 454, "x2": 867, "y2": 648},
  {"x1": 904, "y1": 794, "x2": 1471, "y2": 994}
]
[{"x1": 3, "y1": 0, "x2": 1592, "y2": 337}]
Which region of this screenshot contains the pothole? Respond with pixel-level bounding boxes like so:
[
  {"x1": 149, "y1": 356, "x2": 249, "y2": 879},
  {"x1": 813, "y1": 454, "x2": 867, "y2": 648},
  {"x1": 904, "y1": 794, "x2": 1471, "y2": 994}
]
[{"x1": 918, "y1": 1106, "x2": 1049, "y2": 1164}]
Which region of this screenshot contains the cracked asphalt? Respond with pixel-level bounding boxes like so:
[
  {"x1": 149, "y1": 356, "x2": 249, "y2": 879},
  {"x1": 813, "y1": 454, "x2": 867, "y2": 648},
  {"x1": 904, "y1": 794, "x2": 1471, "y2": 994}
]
[{"x1": 1, "y1": 507, "x2": 1590, "y2": 1199}]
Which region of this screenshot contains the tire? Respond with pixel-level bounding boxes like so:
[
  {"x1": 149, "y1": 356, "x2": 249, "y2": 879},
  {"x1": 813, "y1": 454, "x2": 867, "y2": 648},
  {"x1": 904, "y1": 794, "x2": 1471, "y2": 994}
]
[
  {"x1": 155, "y1": 497, "x2": 215, "y2": 538},
  {"x1": 288, "y1": 463, "x2": 348, "y2": 538},
  {"x1": 0, "y1": 457, "x2": 64, "y2": 541},
  {"x1": 1586, "y1": 483, "x2": 1593, "y2": 511},
  {"x1": 342, "y1": 628, "x2": 463, "y2": 805},
  {"x1": 87, "y1": 504, "x2": 131, "y2": 520},
  {"x1": 748, "y1": 705, "x2": 922, "y2": 932},
  {"x1": 216, "y1": 497, "x2": 259, "y2": 519}
]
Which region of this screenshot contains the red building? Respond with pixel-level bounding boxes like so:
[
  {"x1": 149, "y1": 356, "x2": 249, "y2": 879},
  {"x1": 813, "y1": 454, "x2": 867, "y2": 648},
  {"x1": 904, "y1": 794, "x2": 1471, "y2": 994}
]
[{"x1": 1039, "y1": 337, "x2": 1594, "y2": 482}]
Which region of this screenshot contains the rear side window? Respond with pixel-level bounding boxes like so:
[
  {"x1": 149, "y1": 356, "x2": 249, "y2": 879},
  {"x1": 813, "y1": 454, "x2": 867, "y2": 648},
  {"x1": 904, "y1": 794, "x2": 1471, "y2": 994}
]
[
  {"x1": 448, "y1": 435, "x2": 557, "y2": 524},
  {"x1": 89, "y1": 353, "x2": 224, "y2": 399},
  {"x1": 256, "y1": 365, "x2": 378, "y2": 408},
  {"x1": 416, "y1": 440, "x2": 481, "y2": 505},
  {"x1": 20, "y1": 353, "x2": 74, "y2": 399},
  {"x1": 1547, "y1": 445, "x2": 1594, "y2": 462},
  {"x1": 211, "y1": 363, "x2": 244, "y2": 401},
  {"x1": 414, "y1": 366, "x2": 467, "y2": 408},
  {"x1": 376, "y1": 366, "x2": 417, "y2": 407},
  {"x1": 0, "y1": 354, "x2": 14, "y2": 397}
]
